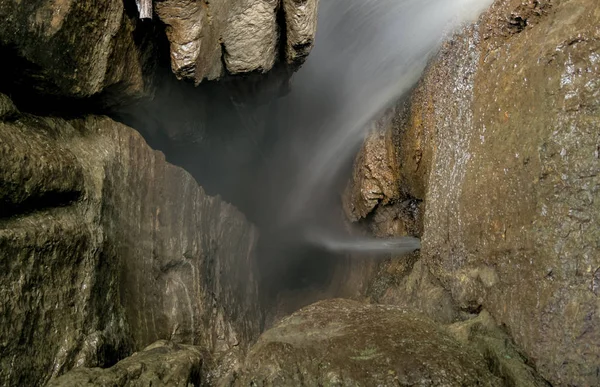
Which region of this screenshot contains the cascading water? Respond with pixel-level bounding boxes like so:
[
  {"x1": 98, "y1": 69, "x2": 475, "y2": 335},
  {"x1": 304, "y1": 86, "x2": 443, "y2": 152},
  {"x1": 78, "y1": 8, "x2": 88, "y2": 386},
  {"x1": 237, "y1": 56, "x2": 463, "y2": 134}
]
[
  {"x1": 262, "y1": 0, "x2": 494, "y2": 253},
  {"x1": 116, "y1": 0, "x2": 495, "y2": 298}
]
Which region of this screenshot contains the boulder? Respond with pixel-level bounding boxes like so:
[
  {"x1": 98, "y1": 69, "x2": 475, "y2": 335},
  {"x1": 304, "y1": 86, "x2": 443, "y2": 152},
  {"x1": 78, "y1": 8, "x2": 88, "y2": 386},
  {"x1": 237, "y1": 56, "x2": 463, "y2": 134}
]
[
  {"x1": 0, "y1": 0, "x2": 155, "y2": 105},
  {"x1": 48, "y1": 340, "x2": 204, "y2": 387},
  {"x1": 234, "y1": 299, "x2": 503, "y2": 386}
]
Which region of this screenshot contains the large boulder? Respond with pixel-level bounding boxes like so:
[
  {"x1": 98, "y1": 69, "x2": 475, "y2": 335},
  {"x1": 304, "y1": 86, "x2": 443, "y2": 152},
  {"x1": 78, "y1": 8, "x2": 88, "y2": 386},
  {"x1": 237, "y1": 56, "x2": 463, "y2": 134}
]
[
  {"x1": 234, "y1": 299, "x2": 503, "y2": 386},
  {"x1": 48, "y1": 340, "x2": 205, "y2": 387},
  {"x1": 0, "y1": 93, "x2": 261, "y2": 386},
  {"x1": 0, "y1": 0, "x2": 156, "y2": 105},
  {"x1": 345, "y1": 0, "x2": 600, "y2": 385}
]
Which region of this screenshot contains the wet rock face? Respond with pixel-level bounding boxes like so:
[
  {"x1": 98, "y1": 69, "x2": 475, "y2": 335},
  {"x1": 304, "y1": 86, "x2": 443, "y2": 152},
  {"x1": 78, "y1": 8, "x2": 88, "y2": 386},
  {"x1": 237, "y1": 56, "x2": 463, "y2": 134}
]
[
  {"x1": 343, "y1": 109, "x2": 402, "y2": 222},
  {"x1": 347, "y1": 0, "x2": 600, "y2": 385},
  {"x1": 0, "y1": 0, "x2": 156, "y2": 105},
  {"x1": 0, "y1": 0, "x2": 317, "y2": 105},
  {"x1": 48, "y1": 340, "x2": 204, "y2": 387},
  {"x1": 0, "y1": 93, "x2": 261, "y2": 386},
  {"x1": 235, "y1": 299, "x2": 503, "y2": 386},
  {"x1": 155, "y1": 0, "x2": 318, "y2": 83}
]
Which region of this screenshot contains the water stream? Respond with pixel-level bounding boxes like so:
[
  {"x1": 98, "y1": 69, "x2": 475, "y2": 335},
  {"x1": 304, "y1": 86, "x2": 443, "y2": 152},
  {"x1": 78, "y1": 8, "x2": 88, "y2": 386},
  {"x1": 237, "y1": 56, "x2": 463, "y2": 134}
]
[{"x1": 264, "y1": 0, "x2": 494, "y2": 252}]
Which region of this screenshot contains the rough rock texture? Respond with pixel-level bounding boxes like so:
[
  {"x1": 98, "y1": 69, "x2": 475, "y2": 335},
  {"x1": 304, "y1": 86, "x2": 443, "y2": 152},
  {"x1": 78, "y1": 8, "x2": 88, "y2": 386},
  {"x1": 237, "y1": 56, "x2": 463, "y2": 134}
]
[
  {"x1": 282, "y1": 0, "x2": 318, "y2": 65},
  {"x1": 0, "y1": 93, "x2": 261, "y2": 386},
  {"x1": 234, "y1": 299, "x2": 503, "y2": 386},
  {"x1": 154, "y1": 0, "x2": 318, "y2": 83},
  {"x1": 446, "y1": 311, "x2": 550, "y2": 387},
  {"x1": 343, "y1": 110, "x2": 401, "y2": 222},
  {"x1": 0, "y1": 0, "x2": 155, "y2": 105},
  {"x1": 346, "y1": 0, "x2": 600, "y2": 385},
  {"x1": 48, "y1": 340, "x2": 205, "y2": 387}
]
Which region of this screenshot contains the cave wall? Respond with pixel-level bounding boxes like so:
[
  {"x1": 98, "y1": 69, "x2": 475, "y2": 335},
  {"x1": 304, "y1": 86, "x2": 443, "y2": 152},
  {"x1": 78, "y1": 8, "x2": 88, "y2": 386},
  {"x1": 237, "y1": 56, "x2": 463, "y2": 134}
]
[
  {"x1": 0, "y1": 0, "x2": 157, "y2": 106},
  {"x1": 344, "y1": 0, "x2": 600, "y2": 385},
  {"x1": 0, "y1": 94, "x2": 261, "y2": 386}
]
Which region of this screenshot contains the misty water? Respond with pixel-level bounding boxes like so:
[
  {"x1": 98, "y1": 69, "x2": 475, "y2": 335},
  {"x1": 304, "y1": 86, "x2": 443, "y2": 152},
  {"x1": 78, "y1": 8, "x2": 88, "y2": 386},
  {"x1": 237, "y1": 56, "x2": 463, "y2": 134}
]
[
  {"x1": 262, "y1": 0, "x2": 492, "y2": 253},
  {"x1": 119, "y1": 0, "x2": 493, "y2": 295}
]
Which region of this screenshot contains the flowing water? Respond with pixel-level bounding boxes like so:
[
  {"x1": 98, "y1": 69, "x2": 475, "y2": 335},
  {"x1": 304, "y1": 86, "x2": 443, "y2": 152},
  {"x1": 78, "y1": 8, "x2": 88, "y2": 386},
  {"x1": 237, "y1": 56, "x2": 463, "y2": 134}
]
[
  {"x1": 117, "y1": 0, "x2": 495, "y2": 295},
  {"x1": 263, "y1": 0, "x2": 494, "y2": 252}
]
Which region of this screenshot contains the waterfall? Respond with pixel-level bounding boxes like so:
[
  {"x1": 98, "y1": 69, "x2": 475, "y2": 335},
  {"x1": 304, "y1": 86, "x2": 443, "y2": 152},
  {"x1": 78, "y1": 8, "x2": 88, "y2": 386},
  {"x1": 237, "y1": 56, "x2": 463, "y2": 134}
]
[{"x1": 263, "y1": 0, "x2": 493, "y2": 253}]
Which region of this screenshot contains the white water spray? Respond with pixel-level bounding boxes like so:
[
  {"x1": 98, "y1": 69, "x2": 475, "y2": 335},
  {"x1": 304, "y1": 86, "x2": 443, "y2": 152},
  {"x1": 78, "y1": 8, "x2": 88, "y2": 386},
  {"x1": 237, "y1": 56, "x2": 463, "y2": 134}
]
[{"x1": 272, "y1": 0, "x2": 493, "y2": 253}]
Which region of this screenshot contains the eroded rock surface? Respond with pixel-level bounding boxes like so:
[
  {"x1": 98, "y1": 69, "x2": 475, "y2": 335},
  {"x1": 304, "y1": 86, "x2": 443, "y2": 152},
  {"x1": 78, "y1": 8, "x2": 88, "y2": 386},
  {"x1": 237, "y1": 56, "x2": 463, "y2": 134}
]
[
  {"x1": 48, "y1": 340, "x2": 205, "y2": 387},
  {"x1": 234, "y1": 299, "x2": 503, "y2": 386},
  {"x1": 345, "y1": 0, "x2": 600, "y2": 385},
  {"x1": 0, "y1": 0, "x2": 155, "y2": 105},
  {"x1": 155, "y1": 0, "x2": 318, "y2": 83},
  {"x1": 0, "y1": 93, "x2": 261, "y2": 386}
]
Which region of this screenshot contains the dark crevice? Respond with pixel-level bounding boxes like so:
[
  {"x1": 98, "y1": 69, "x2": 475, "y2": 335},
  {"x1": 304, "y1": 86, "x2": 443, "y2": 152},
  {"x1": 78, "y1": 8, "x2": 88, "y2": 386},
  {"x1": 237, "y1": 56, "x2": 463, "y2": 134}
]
[{"x1": 0, "y1": 190, "x2": 82, "y2": 220}]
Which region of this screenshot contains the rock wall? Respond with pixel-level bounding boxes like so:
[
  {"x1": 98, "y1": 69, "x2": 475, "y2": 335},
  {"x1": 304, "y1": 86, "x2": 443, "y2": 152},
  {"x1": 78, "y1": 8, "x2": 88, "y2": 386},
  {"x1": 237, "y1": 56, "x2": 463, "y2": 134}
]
[
  {"x1": 0, "y1": 0, "x2": 318, "y2": 105},
  {"x1": 0, "y1": 93, "x2": 261, "y2": 386},
  {"x1": 0, "y1": 0, "x2": 156, "y2": 105},
  {"x1": 345, "y1": 0, "x2": 600, "y2": 385},
  {"x1": 48, "y1": 340, "x2": 205, "y2": 387}
]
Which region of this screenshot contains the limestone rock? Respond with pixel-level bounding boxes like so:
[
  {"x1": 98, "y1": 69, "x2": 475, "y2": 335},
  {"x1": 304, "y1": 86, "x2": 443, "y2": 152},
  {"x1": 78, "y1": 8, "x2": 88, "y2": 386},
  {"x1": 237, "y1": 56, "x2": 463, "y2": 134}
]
[
  {"x1": 154, "y1": 0, "x2": 223, "y2": 82},
  {"x1": 346, "y1": 0, "x2": 600, "y2": 384},
  {"x1": 155, "y1": 0, "x2": 318, "y2": 83},
  {"x1": 222, "y1": 0, "x2": 279, "y2": 75},
  {"x1": 235, "y1": 299, "x2": 503, "y2": 386},
  {"x1": 0, "y1": 93, "x2": 261, "y2": 386},
  {"x1": 343, "y1": 110, "x2": 401, "y2": 222},
  {"x1": 447, "y1": 311, "x2": 550, "y2": 387},
  {"x1": 48, "y1": 340, "x2": 204, "y2": 387},
  {"x1": 0, "y1": 0, "x2": 155, "y2": 105},
  {"x1": 282, "y1": 0, "x2": 318, "y2": 66},
  {"x1": 417, "y1": 1, "x2": 600, "y2": 384}
]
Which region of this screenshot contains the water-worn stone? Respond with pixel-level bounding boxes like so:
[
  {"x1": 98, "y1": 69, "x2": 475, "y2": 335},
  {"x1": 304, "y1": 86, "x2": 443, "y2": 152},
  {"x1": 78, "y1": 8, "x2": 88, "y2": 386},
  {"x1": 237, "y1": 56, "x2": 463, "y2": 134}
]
[
  {"x1": 234, "y1": 298, "x2": 503, "y2": 386},
  {"x1": 343, "y1": 110, "x2": 401, "y2": 222},
  {"x1": 0, "y1": 0, "x2": 155, "y2": 105},
  {"x1": 155, "y1": 0, "x2": 318, "y2": 83},
  {"x1": 346, "y1": 0, "x2": 600, "y2": 385},
  {"x1": 446, "y1": 311, "x2": 550, "y2": 387},
  {"x1": 0, "y1": 93, "x2": 261, "y2": 386},
  {"x1": 48, "y1": 340, "x2": 204, "y2": 387}
]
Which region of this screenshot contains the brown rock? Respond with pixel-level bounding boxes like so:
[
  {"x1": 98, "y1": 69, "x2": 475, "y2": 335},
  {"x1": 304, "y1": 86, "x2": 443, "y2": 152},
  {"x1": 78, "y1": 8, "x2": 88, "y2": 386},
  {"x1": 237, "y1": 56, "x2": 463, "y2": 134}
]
[
  {"x1": 0, "y1": 0, "x2": 155, "y2": 105},
  {"x1": 155, "y1": 0, "x2": 318, "y2": 83},
  {"x1": 235, "y1": 299, "x2": 503, "y2": 386},
  {"x1": 0, "y1": 93, "x2": 261, "y2": 386},
  {"x1": 282, "y1": 0, "x2": 318, "y2": 66},
  {"x1": 346, "y1": 0, "x2": 600, "y2": 384},
  {"x1": 343, "y1": 110, "x2": 401, "y2": 221},
  {"x1": 48, "y1": 340, "x2": 205, "y2": 387}
]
